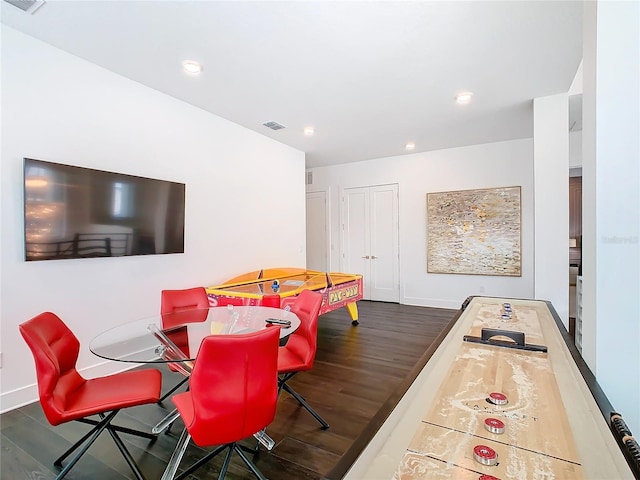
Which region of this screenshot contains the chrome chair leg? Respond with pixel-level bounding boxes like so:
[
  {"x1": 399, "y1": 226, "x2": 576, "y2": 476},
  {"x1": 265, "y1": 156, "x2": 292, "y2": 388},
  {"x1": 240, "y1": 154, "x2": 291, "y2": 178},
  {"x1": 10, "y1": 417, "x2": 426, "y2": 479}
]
[
  {"x1": 160, "y1": 427, "x2": 191, "y2": 480},
  {"x1": 153, "y1": 408, "x2": 181, "y2": 434},
  {"x1": 252, "y1": 429, "x2": 275, "y2": 450}
]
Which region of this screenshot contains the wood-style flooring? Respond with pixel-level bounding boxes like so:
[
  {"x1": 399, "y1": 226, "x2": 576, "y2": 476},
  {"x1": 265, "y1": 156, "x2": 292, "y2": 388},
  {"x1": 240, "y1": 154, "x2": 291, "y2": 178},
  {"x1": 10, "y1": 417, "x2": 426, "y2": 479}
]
[{"x1": 1, "y1": 300, "x2": 456, "y2": 480}]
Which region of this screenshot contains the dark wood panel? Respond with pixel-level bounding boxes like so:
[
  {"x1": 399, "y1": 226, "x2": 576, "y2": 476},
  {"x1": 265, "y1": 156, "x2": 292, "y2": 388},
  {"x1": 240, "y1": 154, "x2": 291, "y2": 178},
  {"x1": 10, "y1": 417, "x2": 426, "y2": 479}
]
[
  {"x1": 0, "y1": 434, "x2": 57, "y2": 480},
  {"x1": 1, "y1": 300, "x2": 455, "y2": 479},
  {"x1": 570, "y1": 175, "x2": 582, "y2": 266}
]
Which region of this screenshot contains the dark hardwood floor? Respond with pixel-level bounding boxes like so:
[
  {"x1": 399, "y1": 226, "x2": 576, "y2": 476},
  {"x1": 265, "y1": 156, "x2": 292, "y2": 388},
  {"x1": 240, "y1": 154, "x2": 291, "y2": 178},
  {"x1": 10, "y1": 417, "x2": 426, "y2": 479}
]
[{"x1": 1, "y1": 300, "x2": 456, "y2": 480}]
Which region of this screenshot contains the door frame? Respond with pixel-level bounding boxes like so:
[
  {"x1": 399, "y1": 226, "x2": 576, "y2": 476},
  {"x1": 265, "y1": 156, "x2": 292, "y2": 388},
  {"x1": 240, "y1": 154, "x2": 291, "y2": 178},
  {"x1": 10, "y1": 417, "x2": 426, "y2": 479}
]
[{"x1": 340, "y1": 183, "x2": 400, "y2": 302}]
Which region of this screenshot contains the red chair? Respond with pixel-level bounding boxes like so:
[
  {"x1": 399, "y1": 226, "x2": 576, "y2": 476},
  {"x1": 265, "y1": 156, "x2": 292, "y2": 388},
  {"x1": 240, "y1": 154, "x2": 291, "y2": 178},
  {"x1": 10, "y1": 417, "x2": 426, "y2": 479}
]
[
  {"x1": 161, "y1": 287, "x2": 210, "y2": 317},
  {"x1": 260, "y1": 294, "x2": 281, "y2": 308},
  {"x1": 277, "y1": 289, "x2": 329, "y2": 429},
  {"x1": 162, "y1": 327, "x2": 280, "y2": 480},
  {"x1": 158, "y1": 287, "x2": 210, "y2": 403},
  {"x1": 19, "y1": 312, "x2": 162, "y2": 480}
]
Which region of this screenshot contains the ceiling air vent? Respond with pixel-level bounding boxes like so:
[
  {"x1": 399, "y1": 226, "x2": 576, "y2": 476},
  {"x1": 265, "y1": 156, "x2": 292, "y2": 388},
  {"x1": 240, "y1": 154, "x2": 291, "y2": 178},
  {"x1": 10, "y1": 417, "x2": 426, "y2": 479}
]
[
  {"x1": 262, "y1": 121, "x2": 286, "y2": 131},
  {"x1": 4, "y1": 0, "x2": 46, "y2": 14}
]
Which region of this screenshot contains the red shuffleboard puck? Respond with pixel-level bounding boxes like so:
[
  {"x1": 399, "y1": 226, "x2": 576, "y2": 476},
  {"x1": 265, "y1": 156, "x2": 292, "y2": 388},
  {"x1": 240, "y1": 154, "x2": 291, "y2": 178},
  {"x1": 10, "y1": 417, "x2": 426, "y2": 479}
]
[
  {"x1": 487, "y1": 392, "x2": 508, "y2": 405},
  {"x1": 484, "y1": 417, "x2": 506, "y2": 434},
  {"x1": 479, "y1": 475, "x2": 500, "y2": 480},
  {"x1": 473, "y1": 445, "x2": 498, "y2": 466}
]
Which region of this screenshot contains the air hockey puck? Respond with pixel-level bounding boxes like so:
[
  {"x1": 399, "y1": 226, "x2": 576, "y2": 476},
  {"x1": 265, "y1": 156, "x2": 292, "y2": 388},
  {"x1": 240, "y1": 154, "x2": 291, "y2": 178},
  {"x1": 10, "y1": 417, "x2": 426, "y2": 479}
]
[
  {"x1": 484, "y1": 417, "x2": 506, "y2": 434},
  {"x1": 473, "y1": 445, "x2": 498, "y2": 466},
  {"x1": 487, "y1": 392, "x2": 508, "y2": 405}
]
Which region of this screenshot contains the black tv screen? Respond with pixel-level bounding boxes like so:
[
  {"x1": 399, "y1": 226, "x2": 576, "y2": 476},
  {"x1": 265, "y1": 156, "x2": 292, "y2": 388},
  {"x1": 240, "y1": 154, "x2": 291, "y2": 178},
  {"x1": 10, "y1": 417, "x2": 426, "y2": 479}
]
[{"x1": 23, "y1": 158, "x2": 185, "y2": 261}]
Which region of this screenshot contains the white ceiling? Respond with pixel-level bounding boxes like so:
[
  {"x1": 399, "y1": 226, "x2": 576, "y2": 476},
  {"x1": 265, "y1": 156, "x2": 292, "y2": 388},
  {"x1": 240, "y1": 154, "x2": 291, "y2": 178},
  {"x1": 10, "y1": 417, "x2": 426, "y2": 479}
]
[{"x1": 1, "y1": 0, "x2": 583, "y2": 168}]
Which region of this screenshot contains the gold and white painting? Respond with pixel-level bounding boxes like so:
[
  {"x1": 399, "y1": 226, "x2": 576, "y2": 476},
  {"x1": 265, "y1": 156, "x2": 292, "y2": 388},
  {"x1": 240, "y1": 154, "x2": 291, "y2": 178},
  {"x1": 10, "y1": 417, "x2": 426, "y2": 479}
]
[{"x1": 426, "y1": 186, "x2": 521, "y2": 276}]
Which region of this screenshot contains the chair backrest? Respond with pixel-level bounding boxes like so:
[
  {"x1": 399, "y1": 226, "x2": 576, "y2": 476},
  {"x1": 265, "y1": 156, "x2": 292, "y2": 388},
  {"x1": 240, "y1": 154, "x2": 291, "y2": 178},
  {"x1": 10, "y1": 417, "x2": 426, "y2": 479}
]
[
  {"x1": 283, "y1": 289, "x2": 323, "y2": 369},
  {"x1": 185, "y1": 327, "x2": 280, "y2": 446},
  {"x1": 260, "y1": 294, "x2": 281, "y2": 308},
  {"x1": 161, "y1": 287, "x2": 210, "y2": 315},
  {"x1": 161, "y1": 287, "x2": 209, "y2": 328},
  {"x1": 161, "y1": 287, "x2": 210, "y2": 364},
  {"x1": 19, "y1": 312, "x2": 84, "y2": 426}
]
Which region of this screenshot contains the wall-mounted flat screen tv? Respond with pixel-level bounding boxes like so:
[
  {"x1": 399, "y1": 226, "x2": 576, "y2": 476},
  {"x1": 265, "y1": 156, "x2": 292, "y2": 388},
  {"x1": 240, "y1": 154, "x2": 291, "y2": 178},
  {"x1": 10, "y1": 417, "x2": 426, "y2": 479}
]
[{"x1": 23, "y1": 158, "x2": 185, "y2": 261}]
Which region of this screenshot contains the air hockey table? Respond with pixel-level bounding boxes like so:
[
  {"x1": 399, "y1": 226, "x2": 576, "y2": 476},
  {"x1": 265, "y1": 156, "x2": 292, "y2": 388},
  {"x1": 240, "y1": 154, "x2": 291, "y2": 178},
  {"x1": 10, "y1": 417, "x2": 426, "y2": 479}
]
[
  {"x1": 332, "y1": 296, "x2": 638, "y2": 479},
  {"x1": 206, "y1": 267, "x2": 364, "y2": 325}
]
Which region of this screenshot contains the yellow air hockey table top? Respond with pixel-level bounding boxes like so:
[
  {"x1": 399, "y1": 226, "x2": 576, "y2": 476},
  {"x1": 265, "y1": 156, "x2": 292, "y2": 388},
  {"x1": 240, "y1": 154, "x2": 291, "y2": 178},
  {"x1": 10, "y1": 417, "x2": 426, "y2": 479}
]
[{"x1": 206, "y1": 267, "x2": 364, "y2": 325}]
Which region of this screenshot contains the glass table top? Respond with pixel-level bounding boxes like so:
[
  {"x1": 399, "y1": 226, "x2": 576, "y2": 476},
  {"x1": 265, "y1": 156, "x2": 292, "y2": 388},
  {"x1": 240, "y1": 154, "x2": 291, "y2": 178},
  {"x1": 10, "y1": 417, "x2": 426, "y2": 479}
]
[{"x1": 89, "y1": 305, "x2": 300, "y2": 364}]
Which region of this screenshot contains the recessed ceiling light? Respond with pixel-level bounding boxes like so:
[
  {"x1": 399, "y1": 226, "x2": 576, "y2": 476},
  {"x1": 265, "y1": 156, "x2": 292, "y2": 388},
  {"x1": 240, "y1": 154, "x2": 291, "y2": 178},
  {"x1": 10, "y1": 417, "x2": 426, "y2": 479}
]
[
  {"x1": 405, "y1": 142, "x2": 416, "y2": 151},
  {"x1": 455, "y1": 92, "x2": 474, "y2": 104},
  {"x1": 304, "y1": 126, "x2": 315, "y2": 136},
  {"x1": 182, "y1": 60, "x2": 203, "y2": 75}
]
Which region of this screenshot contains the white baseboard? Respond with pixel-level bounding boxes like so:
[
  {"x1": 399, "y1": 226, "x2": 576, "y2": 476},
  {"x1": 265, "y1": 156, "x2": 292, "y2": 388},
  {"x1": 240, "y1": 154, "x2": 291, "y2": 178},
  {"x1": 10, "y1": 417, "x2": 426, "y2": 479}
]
[
  {"x1": 400, "y1": 296, "x2": 462, "y2": 310},
  {"x1": 0, "y1": 384, "x2": 39, "y2": 414}
]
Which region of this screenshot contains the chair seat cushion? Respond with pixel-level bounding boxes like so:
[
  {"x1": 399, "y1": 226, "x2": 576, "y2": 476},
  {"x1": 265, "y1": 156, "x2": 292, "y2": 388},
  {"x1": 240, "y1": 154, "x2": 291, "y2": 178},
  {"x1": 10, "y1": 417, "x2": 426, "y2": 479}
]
[
  {"x1": 277, "y1": 347, "x2": 309, "y2": 374},
  {"x1": 58, "y1": 369, "x2": 161, "y2": 423},
  {"x1": 172, "y1": 391, "x2": 194, "y2": 426}
]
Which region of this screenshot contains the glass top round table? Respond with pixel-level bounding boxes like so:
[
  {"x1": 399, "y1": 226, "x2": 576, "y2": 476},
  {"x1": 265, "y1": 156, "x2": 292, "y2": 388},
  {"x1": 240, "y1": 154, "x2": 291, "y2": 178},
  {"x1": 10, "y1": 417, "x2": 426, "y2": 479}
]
[{"x1": 89, "y1": 305, "x2": 300, "y2": 364}]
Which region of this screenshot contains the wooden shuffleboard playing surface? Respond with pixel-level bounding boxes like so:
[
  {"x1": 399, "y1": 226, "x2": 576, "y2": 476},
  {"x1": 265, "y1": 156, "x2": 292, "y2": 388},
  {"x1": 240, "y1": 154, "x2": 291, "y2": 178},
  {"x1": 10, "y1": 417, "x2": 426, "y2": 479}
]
[{"x1": 343, "y1": 297, "x2": 634, "y2": 480}]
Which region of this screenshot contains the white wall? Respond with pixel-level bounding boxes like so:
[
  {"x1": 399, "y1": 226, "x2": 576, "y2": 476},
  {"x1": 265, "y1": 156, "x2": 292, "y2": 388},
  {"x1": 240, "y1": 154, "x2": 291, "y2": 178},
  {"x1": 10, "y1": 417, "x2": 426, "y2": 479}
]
[
  {"x1": 0, "y1": 27, "x2": 306, "y2": 412},
  {"x1": 308, "y1": 138, "x2": 535, "y2": 309},
  {"x1": 569, "y1": 131, "x2": 583, "y2": 168},
  {"x1": 582, "y1": 0, "x2": 640, "y2": 435},
  {"x1": 533, "y1": 93, "x2": 570, "y2": 326}
]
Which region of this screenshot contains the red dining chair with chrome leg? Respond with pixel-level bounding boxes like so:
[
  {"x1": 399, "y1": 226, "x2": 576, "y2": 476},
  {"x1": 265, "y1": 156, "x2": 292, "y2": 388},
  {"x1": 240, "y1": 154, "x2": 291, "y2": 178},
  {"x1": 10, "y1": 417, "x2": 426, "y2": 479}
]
[
  {"x1": 277, "y1": 289, "x2": 329, "y2": 429},
  {"x1": 158, "y1": 286, "x2": 210, "y2": 404},
  {"x1": 19, "y1": 312, "x2": 162, "y2": 480},
  {"x1": 160, "y1": 327, "x2": 280, "y2": 480}
]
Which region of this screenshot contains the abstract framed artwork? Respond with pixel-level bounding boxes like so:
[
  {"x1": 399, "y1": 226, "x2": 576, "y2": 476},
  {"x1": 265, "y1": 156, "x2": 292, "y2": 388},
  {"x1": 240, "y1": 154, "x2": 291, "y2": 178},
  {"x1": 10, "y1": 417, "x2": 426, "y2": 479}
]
[{"x1": 426, "y1": 186, "x2": 521, "y2": 276}]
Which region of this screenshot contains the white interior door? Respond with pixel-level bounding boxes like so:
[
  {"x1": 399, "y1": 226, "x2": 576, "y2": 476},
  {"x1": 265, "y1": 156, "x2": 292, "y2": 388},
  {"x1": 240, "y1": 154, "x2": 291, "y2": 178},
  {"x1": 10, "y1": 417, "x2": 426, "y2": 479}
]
[
  {"x1": 306, "y1": 190, "x2": 328, "y2": 272},
  {"x1": 369, "y1": 185, "x2": 399, "y2": 302},
  {"x1": 343, "y1": 184, "x2": 399, "y2": 302},
  {"x1": 343, "y1": 188, "x2": 370, "y2": 294}
]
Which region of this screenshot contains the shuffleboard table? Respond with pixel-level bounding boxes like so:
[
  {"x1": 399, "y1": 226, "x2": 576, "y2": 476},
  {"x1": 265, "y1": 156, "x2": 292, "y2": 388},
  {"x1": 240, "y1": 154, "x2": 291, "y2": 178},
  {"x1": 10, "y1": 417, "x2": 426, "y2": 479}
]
[
  {"x1": 335, "y1": 296, "x2": 637, "y2": 479},
  {"x1": 206, "y1": 267, "x2": 364, "y2": 325}
]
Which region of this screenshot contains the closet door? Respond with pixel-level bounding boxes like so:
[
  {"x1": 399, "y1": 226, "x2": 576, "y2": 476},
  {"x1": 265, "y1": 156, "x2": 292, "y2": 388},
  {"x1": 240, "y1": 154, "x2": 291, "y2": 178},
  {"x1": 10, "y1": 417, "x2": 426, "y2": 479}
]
[{"x1": 343, "y1": 184, "x2": 399, "y2": 302}]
